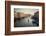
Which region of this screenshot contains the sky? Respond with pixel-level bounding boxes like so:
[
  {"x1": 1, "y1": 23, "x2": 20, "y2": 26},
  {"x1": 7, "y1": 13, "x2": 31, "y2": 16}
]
[{"x1": 14, "y1": 8, "x2": 39, "y2": 15}]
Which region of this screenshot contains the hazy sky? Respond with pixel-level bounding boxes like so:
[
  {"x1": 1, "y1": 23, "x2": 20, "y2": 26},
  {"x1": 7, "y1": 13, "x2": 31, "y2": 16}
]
[{"x1": 14, "y1": 8, "x2": 39, "y2": 15}]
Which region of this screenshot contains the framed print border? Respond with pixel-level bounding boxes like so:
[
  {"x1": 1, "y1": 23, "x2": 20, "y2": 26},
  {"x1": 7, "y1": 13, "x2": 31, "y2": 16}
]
[{"x1": 5, "y1": 1, "x2": 45, "y2": 35}]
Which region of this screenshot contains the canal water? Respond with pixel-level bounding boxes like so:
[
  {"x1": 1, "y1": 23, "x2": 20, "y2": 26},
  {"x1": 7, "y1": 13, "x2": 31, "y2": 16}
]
[{"x1": 14, "y1": 16, "x2": 36, "y2": 27}]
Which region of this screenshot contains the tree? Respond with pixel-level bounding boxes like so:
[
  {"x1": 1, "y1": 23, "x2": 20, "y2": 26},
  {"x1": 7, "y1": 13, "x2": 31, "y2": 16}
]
[{"x1": 31, "y1": 11, "x2": 39, "y2": 26}]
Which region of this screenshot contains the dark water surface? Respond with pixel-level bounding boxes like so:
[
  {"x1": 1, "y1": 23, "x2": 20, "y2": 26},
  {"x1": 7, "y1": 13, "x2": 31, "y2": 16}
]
[{"x1": 14, "y1": 17, "x2": 39, "y2": 27}]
